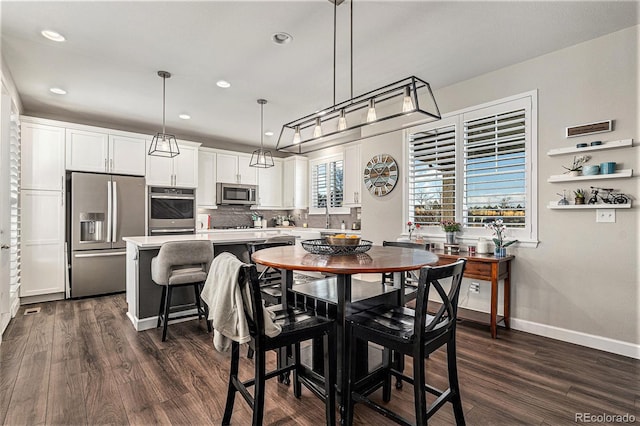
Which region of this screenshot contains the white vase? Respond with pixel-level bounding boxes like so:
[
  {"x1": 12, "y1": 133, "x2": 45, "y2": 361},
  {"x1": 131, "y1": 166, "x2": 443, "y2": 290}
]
[
  {"x1": 568, "y1": 170, "x2": 581, "y2": 177},
  {"x1": 445, "y1": 232, "x2": 456, "y2": 244}
]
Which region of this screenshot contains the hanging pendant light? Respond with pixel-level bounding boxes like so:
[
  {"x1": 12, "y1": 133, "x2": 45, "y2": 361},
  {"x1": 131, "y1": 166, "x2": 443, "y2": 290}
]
[
  {"x1": 148, "y1": 71, "x2": 180, "y2": 157},
  {"x1": 250, "y1": 99, "x2": 275, "y2": 168},
  {"x1": 276, "y1": 0, "x2": 440, "y2": 155}
]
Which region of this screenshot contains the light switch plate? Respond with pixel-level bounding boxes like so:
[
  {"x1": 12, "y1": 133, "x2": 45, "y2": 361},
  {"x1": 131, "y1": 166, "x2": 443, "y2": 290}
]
[{"x1": 596, "y1": 209, "x2": 616, "y2": 223}]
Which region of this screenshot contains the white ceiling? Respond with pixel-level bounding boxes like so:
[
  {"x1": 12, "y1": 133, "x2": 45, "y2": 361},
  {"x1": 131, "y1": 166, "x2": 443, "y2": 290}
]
[{"x1": 2, "y1": 1, "x2": 638, "y2": 151}]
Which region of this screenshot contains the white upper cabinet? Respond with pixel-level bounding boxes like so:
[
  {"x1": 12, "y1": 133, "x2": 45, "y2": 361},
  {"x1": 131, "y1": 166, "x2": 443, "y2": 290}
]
[
  {"x1": 216, "y1": 152, "x2": 257, "y2": 185},
  {"x1": 283, "y1": 156, "x2": 308, "y2": 209},
  {"x1": 343, "y1": 143, "x2": 362, "y2": 207},
  {"x1": 197, "y1": 149, "x2": 217, "y2": 208},
  {"x1": 108, "y1": 135, "x2": 147, "y2": 175},
  {"x1": 257, "y1": 159, "x2": 283, "y2": 209},
  {"x1": 66, "y1": 128, "x2": 146, "y2": 176},
  {"x1": 66, "y1": 129, "x2": 109, "y2": 173},
  {"x1": 21, "y1": 122, "x2": 65, "y2": 191},
  {"x1": 146, "y1": 141, "x2": 199, "y2": 187}
]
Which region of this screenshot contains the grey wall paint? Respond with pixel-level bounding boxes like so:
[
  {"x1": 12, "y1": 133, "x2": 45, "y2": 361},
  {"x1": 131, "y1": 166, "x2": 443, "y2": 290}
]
[{"x1": 360, "y1": 26, "x2": 639, "y2": 345}]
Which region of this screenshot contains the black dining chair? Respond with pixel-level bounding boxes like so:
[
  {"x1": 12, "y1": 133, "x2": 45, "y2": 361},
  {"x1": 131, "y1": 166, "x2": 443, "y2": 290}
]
[
  {"x1": 222, "y1": 264, "x2": 337, "y2": 426},
  {"x1": 382, "y1": 240, "x2": 431, "y2": 303},
  {"x1": 248, "y1": 236, "x2": 296, "y2": 306},
  {"x1": 344, "y1": 259, "x2": 467, "y2": 426}
]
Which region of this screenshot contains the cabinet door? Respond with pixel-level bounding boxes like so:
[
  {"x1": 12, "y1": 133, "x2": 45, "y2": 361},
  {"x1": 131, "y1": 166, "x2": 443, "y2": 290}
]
[
  {"x1": 257, "y1": 159, "x2": 283, "y2": 208},
  {"x1": 109, "y1": 135, "x2": 146, "y2": 176},
  {"x1": 20, "y1": 190, "x2": 65, "y2": 296},
  {"x1": 216, "y1": 153, "x2": 239, "y2": 184},
  {"x1": 21, "y1": 123, "x2": 65, "y2": 191},
  {"x1": 173, "y1": 144, "x2": 198, "y2": 188},
  {"x1": 237, "y1": 154, "x2": 257, "y2": 185},
  {"x1": 66, "y1": 129, "x2": 109, "y2": 173},
  {"x1": 198, "y1": 151, "x2": 216, "y2": 208},
  {"x1": 283, "y1": 159, "x2": 295, "y2": 208},
  {"x1": 343, "y1": 144, "x2": 362, "y2": 207},
  {"x1": 145, "y1": 141, "x2": 173, "y2": 186}
]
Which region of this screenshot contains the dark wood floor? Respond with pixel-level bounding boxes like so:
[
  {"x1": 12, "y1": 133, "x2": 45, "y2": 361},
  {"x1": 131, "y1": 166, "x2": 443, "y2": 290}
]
[{"x1": 1, "y1": 294, "x2": 638, "y2": 425}]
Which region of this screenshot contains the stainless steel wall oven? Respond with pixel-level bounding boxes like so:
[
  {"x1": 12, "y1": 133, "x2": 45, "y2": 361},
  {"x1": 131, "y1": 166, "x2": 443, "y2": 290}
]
[{"x1": 148, "y1": 186, "x2": 196, "y2": 235}]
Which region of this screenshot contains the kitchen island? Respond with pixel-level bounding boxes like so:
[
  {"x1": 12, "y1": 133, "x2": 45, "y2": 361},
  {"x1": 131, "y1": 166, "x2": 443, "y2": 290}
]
[{"x1": 123, "y1": 228, "x2": 331, "y2": 331}]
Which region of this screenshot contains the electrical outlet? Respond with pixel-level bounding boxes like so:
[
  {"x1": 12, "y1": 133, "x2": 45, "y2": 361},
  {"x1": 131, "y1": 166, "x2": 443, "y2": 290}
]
[
  {"x1": 596, "y1": 209, "x2": 616, "y2": 223},
  {"x1": 469, "y1": 282, "x2": 480, "y2": 293}
]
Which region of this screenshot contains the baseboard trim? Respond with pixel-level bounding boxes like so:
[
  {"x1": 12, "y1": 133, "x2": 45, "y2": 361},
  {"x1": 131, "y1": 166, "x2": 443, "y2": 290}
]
[
  {"x1": 127, "y1": 309, "x2": 201, "y2": 332},
  {"x1": 20, "y1": 292, "x2": 65, "y2": 305},
  {"x1": 510, "y1": 318, "x2": 640, "y2": 360}
]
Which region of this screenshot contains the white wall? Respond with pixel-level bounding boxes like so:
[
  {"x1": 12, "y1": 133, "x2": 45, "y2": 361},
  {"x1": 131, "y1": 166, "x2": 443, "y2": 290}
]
[{"x1": 361, "y1": 25, "x2": 639, "y2": 355}]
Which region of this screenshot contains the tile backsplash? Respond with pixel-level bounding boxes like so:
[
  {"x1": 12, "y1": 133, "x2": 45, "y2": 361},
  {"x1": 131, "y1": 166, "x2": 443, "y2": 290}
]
[{"x1": 198, "y1": 206, "x2": 361, "y2": 229}]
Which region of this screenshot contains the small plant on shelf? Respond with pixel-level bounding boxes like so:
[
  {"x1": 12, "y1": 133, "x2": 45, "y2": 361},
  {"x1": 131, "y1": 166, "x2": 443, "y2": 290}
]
[
  {"x1": 407, "y1": 221, "x2": 420, "y2": 239},
  {"x1": 563, "y1": 155, "x2": 591, "y2": 175},
  {"x1": 573, "y1": 188, "x2": 586, "y2": 205},
  {"x1": 440, "y1": 220, "x2": 461, "y2": 233}
]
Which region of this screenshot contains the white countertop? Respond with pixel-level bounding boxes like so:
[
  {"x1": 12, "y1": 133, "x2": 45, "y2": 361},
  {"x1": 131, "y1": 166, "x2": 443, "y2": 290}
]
[
  {"x1": 123, "y1": 231, "x2": 282, "y2": 249},
  {"x1": 196, "y1": 226, "x2": 361, "y2": 234}
]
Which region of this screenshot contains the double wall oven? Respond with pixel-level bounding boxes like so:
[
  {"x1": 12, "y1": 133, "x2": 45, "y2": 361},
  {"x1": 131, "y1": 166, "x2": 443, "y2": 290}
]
[{"x1": 148, "y1": 186, "x2": 196, "y2": 235}]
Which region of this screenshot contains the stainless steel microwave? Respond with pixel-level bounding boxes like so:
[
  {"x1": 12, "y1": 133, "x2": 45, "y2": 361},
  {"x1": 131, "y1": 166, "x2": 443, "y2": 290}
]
[{"x1": 216, "y1": 183, "x2": 258, "y2": 205}]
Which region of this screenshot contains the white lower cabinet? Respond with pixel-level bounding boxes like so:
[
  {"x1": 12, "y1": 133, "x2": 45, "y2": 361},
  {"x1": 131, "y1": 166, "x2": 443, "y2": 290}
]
[
  {"x1": 20, "y1": 189, "x2": 65, "y2": 297},
  {"x1": 257, "y1": 159, "x2": 283, "y2": 209}
]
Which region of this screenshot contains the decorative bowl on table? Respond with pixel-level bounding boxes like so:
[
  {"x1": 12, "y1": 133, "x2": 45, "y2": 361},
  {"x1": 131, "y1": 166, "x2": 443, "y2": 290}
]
[
  {"x1": 301, "y1": 238, "x2": 372, "y2": 255},
  {"x1": 325, "y1": 234, "x2": 361, "y2": 246}
]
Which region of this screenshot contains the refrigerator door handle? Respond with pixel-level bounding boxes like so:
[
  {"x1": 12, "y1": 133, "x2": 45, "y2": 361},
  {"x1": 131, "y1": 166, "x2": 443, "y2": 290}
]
[
  {"x1": 74, "y1": 251, "x2": 126, "y2": 258},
  {"x1": 112, "y1": 181, "x2": 118, "y2": 243},
  {"x1": 106, "y1": 181, "x2": 112, "y2": 243}
]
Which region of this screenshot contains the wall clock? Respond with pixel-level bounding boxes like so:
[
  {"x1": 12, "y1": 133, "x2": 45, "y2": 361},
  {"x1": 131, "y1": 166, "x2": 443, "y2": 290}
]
[{"x1": 363, "y1": 154, "x2": 398, "y2": 197}]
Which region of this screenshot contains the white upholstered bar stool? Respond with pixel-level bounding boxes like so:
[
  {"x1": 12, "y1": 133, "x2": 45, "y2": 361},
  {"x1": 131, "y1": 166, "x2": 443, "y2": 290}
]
[{"x1": 151, "y1": 240, "x2": 214, "y2": 341}]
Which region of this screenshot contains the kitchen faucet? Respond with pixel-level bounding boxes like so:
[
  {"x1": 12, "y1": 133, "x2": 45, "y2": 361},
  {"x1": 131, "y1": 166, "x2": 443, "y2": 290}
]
[{"x1": 325, "y1": 202, "x2": 330, "y2": 229}]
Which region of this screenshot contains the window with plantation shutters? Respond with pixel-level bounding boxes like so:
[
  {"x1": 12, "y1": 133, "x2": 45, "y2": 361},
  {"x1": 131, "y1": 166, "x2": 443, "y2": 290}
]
[
  {"x1": 310, "y1": 154, "x2": 347, "y2": 215},
  {"x1": 464, "y1": 109, "x2": 526, "y2": 229},
  {"x1": 408, "y1": 122, "x2": 457, "y2": 226},
  {"x1": 406, "y1": 92, "x2": 537, "y2": 243}
]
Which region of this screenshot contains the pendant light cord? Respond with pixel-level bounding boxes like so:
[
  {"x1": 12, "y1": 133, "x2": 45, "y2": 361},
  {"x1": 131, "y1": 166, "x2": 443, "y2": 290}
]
[
  {"x1": 260, "y1": 102, "x2": 264, "y2": 149},
  {"x1": 162, "y1": 74, "x2": 166, "y2": 135},
  {"x1": 333, "y1": 0, "x2": 337, "y2": 108},
  {"x1": 350, "y1": 0, "x2": 353, "y2": 99}
]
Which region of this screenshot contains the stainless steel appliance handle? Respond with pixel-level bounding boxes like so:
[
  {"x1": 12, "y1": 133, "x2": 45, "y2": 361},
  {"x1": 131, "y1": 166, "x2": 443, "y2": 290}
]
[
  {"x1": 74, "y1": 251, "x2": 126, "y2": 258},
  {"x1": 150, "y1": 194, "x2": 195, "y2": 200},
  {"x1": 106, "y1": 181, "x2": 112, "y2": 243},
  {"x1": 112, "y1": 181, "x2": 118, "y2": 243},
  {"x1": 150, "y1": 228, "x2": 195, "y2": 233}
]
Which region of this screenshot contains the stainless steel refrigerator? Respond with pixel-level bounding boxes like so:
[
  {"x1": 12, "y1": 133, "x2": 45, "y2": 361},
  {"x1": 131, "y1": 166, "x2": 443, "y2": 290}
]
[{"x1": 69, "y1": 172, "x2": 145, "y2": 298}]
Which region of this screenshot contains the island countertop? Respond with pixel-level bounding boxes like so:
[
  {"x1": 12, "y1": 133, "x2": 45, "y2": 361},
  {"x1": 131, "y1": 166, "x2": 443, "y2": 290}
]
[{"x1": 123, "y1": 231, "x2": 283, "y2": 249}]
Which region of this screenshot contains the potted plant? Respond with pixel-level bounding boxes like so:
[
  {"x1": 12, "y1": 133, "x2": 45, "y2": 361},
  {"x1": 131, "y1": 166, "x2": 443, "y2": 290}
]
[
  {"x1": 440, "y1": 220, "x2": 461, "y2": 244},
  {"x1": 407, "y1": 221, "x2": 420, "y2": 240},
  {"x1": 573, "y1": 188, "x2": 586, "y2": 205},
  {"x1": 563, "y1": 155, "x2": 591, "y2": 176},
  {"x1": 484, "y1": 219, "x2": 518, "y2": 257}
]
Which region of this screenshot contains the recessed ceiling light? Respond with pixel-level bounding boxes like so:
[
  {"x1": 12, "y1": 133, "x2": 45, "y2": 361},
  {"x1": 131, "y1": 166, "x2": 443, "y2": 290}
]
[
  {"x1": 272, "y1": 32, "x2": 293, "y2": 45},
  {"x1": 49, "y1": 87, "x2": 67, "y2": 95},
  {"x1": 264, "y1": 131, "x2": 274, "y2": 137},
  {"x1": 216, "y1": 80, "x2": 231, "y2": 89},
  {"x1": 178, "y1": 114, "x2": 191, "y2": 120},
  {"x1": 41, "y1": 30, "x2": 65, "y2": 42}
]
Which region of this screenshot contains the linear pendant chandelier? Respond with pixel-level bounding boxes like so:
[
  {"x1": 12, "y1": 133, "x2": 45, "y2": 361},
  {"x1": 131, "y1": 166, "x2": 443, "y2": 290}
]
[
  {"x1": 148, "y1": 71, "x2": 180, "y2": 157},
  {"x1": 276, "y1": 1, "x2": 441, "y2": 155}
]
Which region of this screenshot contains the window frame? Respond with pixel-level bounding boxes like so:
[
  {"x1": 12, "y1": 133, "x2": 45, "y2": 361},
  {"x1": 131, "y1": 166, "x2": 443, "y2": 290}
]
[
  {"x1": 308, "y1": 153, "x2": 350, "y2": 215},
  {"x1": 404, "y1": 91, "x2": 538, "y2": 247}
]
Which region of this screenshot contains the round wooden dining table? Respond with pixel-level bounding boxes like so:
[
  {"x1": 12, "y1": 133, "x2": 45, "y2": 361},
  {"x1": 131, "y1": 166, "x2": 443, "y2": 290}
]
[{"x1": 252, "y1": 244, "x2": 439, "y2": 412}]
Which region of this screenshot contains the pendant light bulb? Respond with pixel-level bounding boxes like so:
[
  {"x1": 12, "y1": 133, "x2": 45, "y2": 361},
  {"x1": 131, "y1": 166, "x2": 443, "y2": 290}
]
[
  {"x1": 293, "y1": 125, "x2": 302, "y2": 144},
  {"x1": 402, "y1": 86, "x2": 415, "y2": 113},
  {"x1": 313, "y1": 117, "x2": 323, "y2": 138},
  {"x1": 366, "y1": 99, "x2": 377, "y2": 123},
  {"x1": 338, "y1": 109, "x2": 348, "y2": 131}
]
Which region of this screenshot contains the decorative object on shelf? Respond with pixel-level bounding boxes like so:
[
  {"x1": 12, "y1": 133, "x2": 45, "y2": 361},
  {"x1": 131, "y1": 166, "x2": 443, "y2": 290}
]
[
  {"x1": 587, "y1": 186, "x2": 630, "y2": 205},
  {"x1": 148, "y1": 71, "x2": 180, "y2": 158},
  {"x1": 485, "y1": 219, "x2": 517, "y2": 257},
  {"x1": 364, "y1": 154, "x2": 399, "y2": 196},
  {"x1": 476, "y1": 237, "x2": 490, "y2": 254},
  {"x1": 599, "y1": 161, "x2": 616, "y2": 174},
  {"x1": 582, "y1": 164, "x2": 600, "y2": 175},
  {"x1": 574, "y1": 188, "x2": 586, "y2": 205},
  {"x1": 566, "y1": 119, "x2": 613, "y2": 138},
  {"x1": 301, "y1": 239, "x2": 373, "y2": 256},
  {"x1": 276, "y1": 0, "x2": 440, "y2": 154},
  {"x1": 441, "y1": 220, "x2": 461, "y2": 244},
  {"x1": 590, "y1": 141, "x2": 602, "y2": 146},
  {"x1": 576, "y1": 143, "x2": 588, "y2": 148},
  {"x1": 406, "y1": 221, "x2": 420, "y2": 240},
  {"x1": 563, "y1": 155, "x2": 591, "y2": 176},
  {"x1": 557, "y1": 190, "x2": 570, "y2": 205},
  {"x1": 250, "y1": 99, "x2": 274, "y2": 168},
  {"x1": 444, "y1": 244, "x2": 460, "y2": 254}
]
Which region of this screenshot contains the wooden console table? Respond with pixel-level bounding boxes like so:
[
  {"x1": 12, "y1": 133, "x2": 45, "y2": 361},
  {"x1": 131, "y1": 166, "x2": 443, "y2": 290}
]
[{"x1": 432, "y1": 250, "x2": 514, "y2": 338}]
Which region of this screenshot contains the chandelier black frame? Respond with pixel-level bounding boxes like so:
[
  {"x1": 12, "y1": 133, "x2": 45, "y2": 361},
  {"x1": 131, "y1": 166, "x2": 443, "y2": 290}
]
[{"x1": 148, "y1": 70, "x2": 180, "y2": 158}]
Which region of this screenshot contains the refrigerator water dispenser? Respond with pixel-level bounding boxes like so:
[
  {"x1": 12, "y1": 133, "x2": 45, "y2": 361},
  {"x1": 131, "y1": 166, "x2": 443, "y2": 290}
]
[{"x1": 79, "y1": 212, "x2": 105, "y2": 243}]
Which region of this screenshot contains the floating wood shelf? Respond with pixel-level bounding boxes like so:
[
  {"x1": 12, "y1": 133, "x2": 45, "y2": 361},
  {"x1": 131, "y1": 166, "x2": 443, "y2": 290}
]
[
  {"x1": 547, "y1": 169, "x2": 633, "y2": 182},
  {"x1": 547, "y1": 138, "x2": 633, "y2": 156}
]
